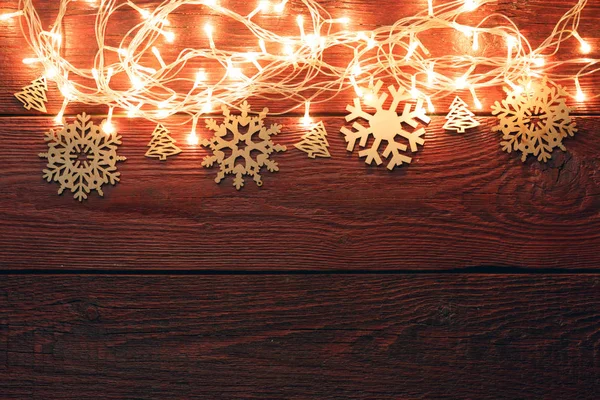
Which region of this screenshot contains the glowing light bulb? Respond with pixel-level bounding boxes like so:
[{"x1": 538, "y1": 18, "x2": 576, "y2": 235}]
[
  {"x1": 248, "y1": 0, "x2": 269, "y2": 19},
  {"x1": 506, "y1": 35, "x2": 517, "y2": 57},
  {"x1": 572, "y1": 32, "x2": 591, "y2": 54},
  {"x1": 102, "y1": 121, "x2": 115, "y2": 134},
  {"x1": 301, "y1": 101, "x2": 313, "y2": 127},
  {"x1": 152, "y1": 46, "x2": 167, "y2": 68},
  {"x1": 259, "y1": 1, "x2": 270, "y2": 11},
  {"x1": 163, "y1": 31, "x2": 175, "y2": 43},
  {"x1": 404, "y1": 38, "x2": 420, "y2": 60},
  {"x1": 455, "y1": 75, "x2": 468, "y2": 89},
  {"x1": 425, "y1": 96, "x2": 435, "y2": 113},
  {"x1": 187, "y1": 132, "x2": 199, "y2": 145},
  {"x1": 532, "y1": 57, "x2": 545, "y2": 67},
  {"x1": 367, "y1": 37, "x2": 376, "y2": 49},
  {"x1": 349, "y1": 76, "x2": 363, "y2": 97},
  {"x1": 45, "y1": 67, "x2": 58, "y2": 79},
  {"x1": 410, "y1": 75, "x2": 419, "y2": 98},
  {"x1": 102, "y1": 107, "x2": 116, "y2": 134},
  {"x1": 427, "y1": 0, "x2": 433, "y2": 17},
  {"x1": 283, "y1": 42, "x2": 294, "y2": 57},
  {"x1": 259, "y1": 38, "x2": 267, "y2": 53},
  {"x1": 575, "y1": 78, "x2": 585, "y2": 102},
  {"x1": 0, "y1": 10, "x2": 24, "y2": 21},
  {"x1": 245, "y1": 52, "x2": 263, "y2": 71},
  {"x1": 580, "y1": 41, "x2": 592, "y2": 54},
  {"x1": 427, "y1": 65, "x2": 435, "y2": 85},
  {"x1": 297, "y1": 16, "x2": 305, "y2": 38},
  {"x1": 60, "y1": 81, "x2": 75, "y2": 100},
  {"x1": 55, "y1": 97, "x2": 69, "y2": 124},
  {"x1": 464, "y1": 0, "x2": 478, "y2": 11},
  {"x1": 127, "y1": 102, "x2": 143, "y2": 118},
  {"x1": 188, "y1": 116, "x2": 200, "y2": 145},
  {"x1": 506, "y1": 79, "x2": 523, "y2": 94},
  {"x1": 470, "y1": 87, "x2": 482, "y2": 109},
  {"x1": 472, "y1": 31, "x2": 479, "y2": 51},
  {"x1": 22, "y1": 58, "x2": 41, "y2": 65},
  {"x1": 54, "y1": 112, "x2": 64, "y2": 124},
  {"x1": 351, "y1": 63, "x2": 362, "y2": 76},
  {"x1": 202, "y1": 88, "x2": 213, "y2": 113},
  {"x1": 195, "y1": 69, "x2": 207, "y2": 86},
  {"x1": 205, "y1": 24, "x2": 215, "y2": 48},
  {"x1": 131, "y1": 75, "x2": 145, "y2": 90},
  {"x1": 274, "y1": 0, "x2": 288, "y2": 13}
]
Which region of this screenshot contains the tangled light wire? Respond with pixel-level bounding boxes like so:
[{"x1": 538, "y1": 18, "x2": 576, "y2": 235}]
[{"x1": 4, "y1": 0, "x2": 598, "y2": 141}]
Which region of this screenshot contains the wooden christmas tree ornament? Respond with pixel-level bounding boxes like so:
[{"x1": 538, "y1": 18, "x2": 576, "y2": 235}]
[
  {"x1": 295, "y1": 121, "x2": 331, "y2": 159},
  {"x1": 15, "y1": 76, "x2": 48, "y2": 113},
  {"x1": 39, "y1": 113, "x2": 126, "y2": 201},
  {"x1": 443, "y1": 96, "x2": 480, "y2": 133},
  {"x1": 145, "y1": 124, "x2": 182, "y2": 161}
]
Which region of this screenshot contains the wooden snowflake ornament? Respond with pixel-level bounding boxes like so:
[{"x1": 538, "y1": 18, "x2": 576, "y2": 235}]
[
  {"x1": 295, "y1": 121, "x2": 331, "y2": 158},
  {"x1": 15, "y1": 76, "x2": 48, "y2": 113},
  {"x1": 491, "y1": 77, "x2": 577, "y2": 163},
  {"x1": 341, "y1": 80, "x2": 430, "y2": 170},
  {"x1": 444, "y1": 96, "x2": 480, "y2": 133},
  {"x1": 39, "y1": 113, "x2": 126, "y2": 201},
  {"x1": 145, "y1": 124, "x2": 182, "y2": 161},
  {"x1": 201, "y1": 101, "x2": 286, "y2": 190}
]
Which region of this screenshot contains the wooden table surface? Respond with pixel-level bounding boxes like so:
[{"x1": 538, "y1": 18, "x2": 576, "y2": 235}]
[{"x1": 1, "y1": 0, "x2": 599, "y2": 398}]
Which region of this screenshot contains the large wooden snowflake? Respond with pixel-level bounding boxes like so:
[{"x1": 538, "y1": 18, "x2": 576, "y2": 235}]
[
  {"x1": 341, "y1": 80, "x2": 431, "y2": 170},
  {"x1": 491, "y1": 77, "x2": 577, "y2": 163},
  {"x1": 39, "y1": 113, "x2": 126, "y2": 201},
  {"x1": 201, "y1": 101, "x2": 286, "y2": 189}
]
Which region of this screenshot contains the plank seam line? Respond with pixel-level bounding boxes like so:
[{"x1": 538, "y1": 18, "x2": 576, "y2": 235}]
[
  {"x1": 1, "y1": 267, "x2": 600, "y2": 275},
  {"x1": 0, "y1": 112, "x2": 600, "y2": 119}
]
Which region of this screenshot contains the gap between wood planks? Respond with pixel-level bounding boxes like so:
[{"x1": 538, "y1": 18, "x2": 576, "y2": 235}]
[
  {"x1": 1, "y1": 111, "x2": 600, "y2": 118},
  {"x1": 2, "y1": 266, "x2": 600, "y2": 275}
]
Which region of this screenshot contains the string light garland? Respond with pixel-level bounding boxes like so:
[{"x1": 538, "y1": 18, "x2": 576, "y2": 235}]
[
  {"x1": 0, "y1": 0, "x2": 598, "y2": 196},
  {"x1": 1, "y1": 0, "x2": 595, "y2": 128}
]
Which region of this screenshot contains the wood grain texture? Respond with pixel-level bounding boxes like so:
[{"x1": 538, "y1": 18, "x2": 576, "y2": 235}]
[
  {"x1": 0, "y1": 0, "x2": 599, "y2": 115},
  {"x1": 1, "y1": 275, "x2": 599, "y2": 399},
  {"x1": 0, "y1": 115, "x2": 598, "y2": 270}
]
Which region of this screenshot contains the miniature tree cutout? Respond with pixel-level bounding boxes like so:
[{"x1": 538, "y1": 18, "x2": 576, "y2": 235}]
[
  {"x1": 341, "y1": 80, "x2": 431, "y2": 170},
  {"x1": 491, "y1": 77, "x2": 577, "y2": 163},
  {"x1": 295, "y1": 121, "x2": 331, "y2": 158},
  {"x1": 145, "y1": 124, "x2": 182, "y2": 161},
  {"x1": 15, "y1": 76, "x2": 48, "y2": 113},
  {"x1": 443, "y1": 96, "x2": 480, "y2": 133},
  {"x1": 201, "y1": 101, "x2": 286, "y2": 190},
  {"x1": 39, "y1": 112, "x2": 126, "y2": 201}
]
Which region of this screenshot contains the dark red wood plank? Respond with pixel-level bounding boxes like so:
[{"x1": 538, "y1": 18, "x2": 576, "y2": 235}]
[
  {"x1": 0, "y1": 0, "x2": 599, "y2": 115},
  {"x1": 1, "y1": 274, "x2": 599, "y2": 399},
  {"x1": 0, "y1": 116, "x2": 598, "y2": 270}
]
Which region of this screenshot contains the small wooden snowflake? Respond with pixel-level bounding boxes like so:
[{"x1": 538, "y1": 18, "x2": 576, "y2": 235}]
[
  {"x1": 39, "y1": 113, "x2": 126, "y2": 201},
  {"x1": 201, "y1": 101, "x2": 286, "y2": 190},
  {"x1": 491, "y1": 77, "x2": 577, "y2": 162}
]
